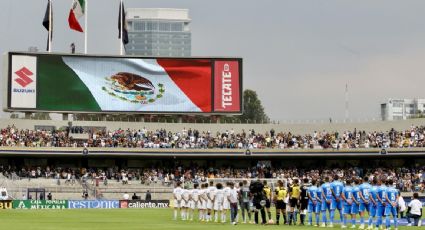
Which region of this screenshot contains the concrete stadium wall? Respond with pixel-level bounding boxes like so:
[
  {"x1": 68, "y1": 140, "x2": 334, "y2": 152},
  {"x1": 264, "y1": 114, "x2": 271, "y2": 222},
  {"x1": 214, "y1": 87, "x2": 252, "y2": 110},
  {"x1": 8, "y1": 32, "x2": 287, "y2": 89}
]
[{"x1": 1, "y1": 118, "x2": 425, "y2": 134}]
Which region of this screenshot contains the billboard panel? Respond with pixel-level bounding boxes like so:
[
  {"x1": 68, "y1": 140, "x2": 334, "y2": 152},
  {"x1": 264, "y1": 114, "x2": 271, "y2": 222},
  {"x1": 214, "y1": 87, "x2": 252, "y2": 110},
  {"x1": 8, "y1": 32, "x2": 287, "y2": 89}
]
[
  {"x1": 119, "y1": 200, "x2": 170, "y2": 209},
  {"x1": 68, "y1": 200, "x2": 119, "y2": 209},
  {"x1": 5, "y1": 52, "x2": 242, "y2": 114}
]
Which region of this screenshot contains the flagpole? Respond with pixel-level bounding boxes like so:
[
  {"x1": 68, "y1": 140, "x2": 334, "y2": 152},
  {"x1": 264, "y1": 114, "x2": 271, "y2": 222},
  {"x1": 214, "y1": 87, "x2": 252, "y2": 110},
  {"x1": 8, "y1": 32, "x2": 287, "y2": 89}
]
[
  {"x1": 120, "y1": 0, "x2": 124, "y2": 55},
  {"x1": 48, "y1": 0, "x2": 52, "y2": 52},
  {"x1": 84, "y1": 0, "x2": 88, "y2": 54}
]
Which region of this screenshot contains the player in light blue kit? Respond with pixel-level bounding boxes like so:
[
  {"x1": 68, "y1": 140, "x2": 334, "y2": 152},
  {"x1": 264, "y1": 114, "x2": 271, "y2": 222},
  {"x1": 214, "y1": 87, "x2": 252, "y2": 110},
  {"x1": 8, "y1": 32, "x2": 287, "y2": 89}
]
[
  {"x1": 358, "y1": 177, "x2": 372, "y2": 230},
  {"x1": 384, "y1": 179, "x2": 399, "y2": 230},
  {"x1": 341, "y1": 178, "x2": 353, "y2": 229},
  {"x1": 321, "y1": 176, "x2": 333, "y2": 227},
  {"x1": 351, "y1": 178, "x2": 361, "y2": 229},
  {"x1": 307, "y1": 179, "x2": 320, "y2": 226},
  {"x1": 376, "y1": 179, "x2": 387, "y2": 229},
  {"x1": 316, "y1": 180, "x2": 323, "y2": 226},
  {"x1": 331, "y1": 175, "x2": 344, "y2": 225},
  {"x1": 368, "y1": 178, "x2": 379, "y2": 230}
]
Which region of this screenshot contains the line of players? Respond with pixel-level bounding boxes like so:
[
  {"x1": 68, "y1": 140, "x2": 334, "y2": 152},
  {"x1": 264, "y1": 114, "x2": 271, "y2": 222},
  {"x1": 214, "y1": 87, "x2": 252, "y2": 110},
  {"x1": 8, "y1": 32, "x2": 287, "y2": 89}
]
[
  {"x1": 307, "y1": 175, "x2": 399, "y2": 230},
  {"x1": 173, "y1": 181, "x2": 240, "y2": 224},
  {"x1": 172, "y1": 175, "x2": 400, "y2": 230}
]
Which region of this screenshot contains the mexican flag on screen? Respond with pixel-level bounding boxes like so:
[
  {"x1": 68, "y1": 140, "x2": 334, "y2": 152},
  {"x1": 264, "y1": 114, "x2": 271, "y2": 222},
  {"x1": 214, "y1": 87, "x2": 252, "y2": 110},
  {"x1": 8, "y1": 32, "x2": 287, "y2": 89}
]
[
  {"x1": 36, "y1": 55, "x2": 212, "y2": 112},
  {"x1": 68, "y1": 0, "x2": 84, "y2": 32}
]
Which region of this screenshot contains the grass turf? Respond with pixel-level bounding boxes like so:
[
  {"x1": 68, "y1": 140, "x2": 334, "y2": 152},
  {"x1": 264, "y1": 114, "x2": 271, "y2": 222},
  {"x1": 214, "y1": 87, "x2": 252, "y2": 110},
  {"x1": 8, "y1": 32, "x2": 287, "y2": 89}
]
[{"x1": 0, "y1": 208, "x2": 423, "y2": 230}]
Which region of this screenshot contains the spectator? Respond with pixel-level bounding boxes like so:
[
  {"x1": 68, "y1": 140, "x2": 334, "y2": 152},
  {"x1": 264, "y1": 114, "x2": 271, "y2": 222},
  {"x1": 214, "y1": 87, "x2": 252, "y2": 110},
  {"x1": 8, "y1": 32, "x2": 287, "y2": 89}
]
[
  {"x1": 145, "y1": 190, "x2": 152, "y2": 201},
  {"x1": 132, "y1": 193, "x2": 138, "y2": 200},
  {"x1": 123, "y1": 192, "x2": 129, "y2": 200},
  {"x1": 82, "y1": 190, "x2": 88, "y2": 200},
  {"x1": 47, "y1": 192, "x2": 52, "y2": 200}
]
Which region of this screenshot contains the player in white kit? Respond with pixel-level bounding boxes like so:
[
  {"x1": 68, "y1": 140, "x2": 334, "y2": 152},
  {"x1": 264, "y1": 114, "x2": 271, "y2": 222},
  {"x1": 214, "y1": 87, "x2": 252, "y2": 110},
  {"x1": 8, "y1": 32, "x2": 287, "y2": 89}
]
[
  {"x1": 181, "y1": 186, "x2": 190, "y2": 220},
  {"x1": 201, "y1": 183, "x2": 209, "y2": 221},
  {"x1": 189, "y1": 183, "x2": 200, "y2": 221},
  {"x1": 207, "y1": 181, "x2": 217, "y2": 222},
  {"x1": 222, "y1": 182, "x2": 232, "y2": 223},
  {"x1": 214, "y1": 183, "x2": 225, "y2": 223},
  {"x1": 198, "y1": 183, "x2": 206, "y2": 221},
  {"x1": 173, "y1": 181, "x2": 183, "y2": 220}
]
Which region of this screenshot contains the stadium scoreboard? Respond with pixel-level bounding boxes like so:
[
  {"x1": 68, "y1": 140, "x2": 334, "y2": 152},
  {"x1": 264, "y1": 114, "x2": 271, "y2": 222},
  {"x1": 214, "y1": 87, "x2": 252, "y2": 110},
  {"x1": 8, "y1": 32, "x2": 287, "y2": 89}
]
[{"x1": 3, "y1": 52, "x2": 242, "y2": 114}]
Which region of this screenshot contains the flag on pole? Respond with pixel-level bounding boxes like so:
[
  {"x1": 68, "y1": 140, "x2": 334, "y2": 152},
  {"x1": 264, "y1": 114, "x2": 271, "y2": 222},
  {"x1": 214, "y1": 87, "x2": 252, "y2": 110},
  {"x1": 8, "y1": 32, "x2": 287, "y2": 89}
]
[
  {"x1": 42, "y1": 0, "x2": 53, "y2": 51},
  {"x1": 68, "y1": 0, "x2": 85, "y2": 32},
  {"x1": 118, "y1": 1, "x2": 129, "y2": 45}
]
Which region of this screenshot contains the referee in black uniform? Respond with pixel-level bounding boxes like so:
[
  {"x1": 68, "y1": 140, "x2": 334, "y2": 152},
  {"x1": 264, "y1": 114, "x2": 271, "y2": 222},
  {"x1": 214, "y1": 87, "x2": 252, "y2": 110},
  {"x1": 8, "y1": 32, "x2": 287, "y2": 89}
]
[{"x1": 300, "y1": 178, "x2": 310, "y2": 225}]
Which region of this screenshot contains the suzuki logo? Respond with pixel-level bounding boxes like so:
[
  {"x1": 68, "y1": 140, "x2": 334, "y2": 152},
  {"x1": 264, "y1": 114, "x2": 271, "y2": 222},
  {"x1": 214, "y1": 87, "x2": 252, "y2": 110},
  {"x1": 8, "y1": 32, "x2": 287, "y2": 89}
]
[{"x1": 14, "y1": 67, "x2": 33, "y2": 87}]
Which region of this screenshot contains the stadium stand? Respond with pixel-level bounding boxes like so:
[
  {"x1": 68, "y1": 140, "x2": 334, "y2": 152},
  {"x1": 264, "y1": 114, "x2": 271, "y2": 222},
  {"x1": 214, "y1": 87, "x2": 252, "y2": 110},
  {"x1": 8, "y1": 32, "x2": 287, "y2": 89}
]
[
  {"x1": 0, "y1": 118, "x2": 424, "y2": 204},
  {"x1": 1, "y1": 164, "x2": 424, "y2": 200},
  {"x1": 1, "y1": 122, "x2": 425, "y2": 149}
]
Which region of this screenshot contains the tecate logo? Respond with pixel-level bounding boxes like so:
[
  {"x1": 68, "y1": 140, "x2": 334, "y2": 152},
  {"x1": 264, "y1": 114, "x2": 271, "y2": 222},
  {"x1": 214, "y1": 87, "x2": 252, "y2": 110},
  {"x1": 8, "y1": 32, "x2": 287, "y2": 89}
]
[
  {"x1": 14, "y1": 67, "x2": 33, "y2": 87},
  {"x1": 221, "y1": 63, "x2": 232, "y2": 109}
]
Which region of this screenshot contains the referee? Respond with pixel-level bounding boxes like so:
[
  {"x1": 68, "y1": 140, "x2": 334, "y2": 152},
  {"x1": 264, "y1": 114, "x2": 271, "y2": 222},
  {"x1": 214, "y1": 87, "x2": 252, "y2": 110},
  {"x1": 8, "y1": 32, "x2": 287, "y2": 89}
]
[
  {"x1": 263, "y1": 180, "x2": 272, "y2": 221},
  {"x1": 289, "y1": 179, "x2": 301, "y2": 225},
  {"x1": 300, "y1": 178, "x2": 310, "y2": 225},
  {"x1": 274, "y1": 180, "x2": 288, "y2": 225}
]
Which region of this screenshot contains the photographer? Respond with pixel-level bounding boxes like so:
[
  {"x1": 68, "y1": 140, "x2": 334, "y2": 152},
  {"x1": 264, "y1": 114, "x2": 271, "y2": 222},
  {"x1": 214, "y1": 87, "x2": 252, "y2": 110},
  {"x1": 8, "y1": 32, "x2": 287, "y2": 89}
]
[
  {"x1": 406, "y1": 192, "x2": 422, "y2": 226},
  {"x1": 249, "y1": 180, "x2": 267, "y2": 225}
]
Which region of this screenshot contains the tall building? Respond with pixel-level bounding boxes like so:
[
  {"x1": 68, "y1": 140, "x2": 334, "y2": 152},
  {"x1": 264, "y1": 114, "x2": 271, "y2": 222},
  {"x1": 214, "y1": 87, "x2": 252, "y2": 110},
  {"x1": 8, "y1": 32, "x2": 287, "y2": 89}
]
[
  {"x1": 381, "y1": 98, "x2": 425, "y2": 120},
  {"x1": 125, "y1": 8, "x2": 191, "y2": 57}
]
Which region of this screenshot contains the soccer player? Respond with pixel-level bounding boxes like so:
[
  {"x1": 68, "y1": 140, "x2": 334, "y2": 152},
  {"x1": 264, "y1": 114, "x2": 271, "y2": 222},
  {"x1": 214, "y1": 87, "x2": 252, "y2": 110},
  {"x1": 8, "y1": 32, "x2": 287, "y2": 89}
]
[
  {"x1": 321, "y1": 176, "x2": 333, "y2": 227},
  {"x1": 288, "y1": 178, "x2": 301, "y2": 225},
  {"x1": 214, "y1": 183, "x2": 225, "y2": 223},
  {"x1": 384, "y1": 179, "x2": 399, "y2": 230},
  {"x1": 240, "y1": 180, "x2": 252, "y2": 223},
  {"x1": 181, "y1": 185, "x2": 190, "y2": 220},
  {"x1": 207, "y1": 181, "x2": 217, "y2": 222},
  {"x1": 341, "y1": 179, "x2": 353, "y2": 229},
  {"x1": 368, "y1": 178, "x2": 379, "y2": 230},
  {"x1": 263, "y1": 181, "x2": 272, "y2": 221},
  {"x1": 316, "y1": 180, "x2": 324, "y2": 226},
  {"x1": 307, "y1": 179, "x2": 320, "y2": 226},
  {"x1": 199, "y1": 183, "x2": 207, "y2": 221},
  {"x1": 222, "y1": 182, "x2": 231, "y2": 223},
  {"x1": 300, "y1": 178, "x2": 310, "y2": 225},
  {"x1": 331, "y1": 175, "x2": 344, "y2": 226},
  {"x1": 189, "y1": 183, "x2": 200, "y2": 221},
  {"x1": 376, "y1": 179, "x2": 387, "y2": 229},
  {"x1": 351, "y1": 178, "x2": 361, "y2": 228},
  {"x1": 274, "y1": 180, "x2": 288, "y2": 225},
  {"x1": 173, "y1": 181, "x2": 183, "y2": 220},
  {"x1": 359, "y1": 177, "x2": 372, "y2": 230}
]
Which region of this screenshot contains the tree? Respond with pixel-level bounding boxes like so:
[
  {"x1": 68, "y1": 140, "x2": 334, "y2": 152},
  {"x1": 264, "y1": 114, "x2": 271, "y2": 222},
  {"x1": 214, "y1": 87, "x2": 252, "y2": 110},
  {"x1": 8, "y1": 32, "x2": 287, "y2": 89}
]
[{"x1": 239, "y1": 89, "x2": 269, "y2": 123}]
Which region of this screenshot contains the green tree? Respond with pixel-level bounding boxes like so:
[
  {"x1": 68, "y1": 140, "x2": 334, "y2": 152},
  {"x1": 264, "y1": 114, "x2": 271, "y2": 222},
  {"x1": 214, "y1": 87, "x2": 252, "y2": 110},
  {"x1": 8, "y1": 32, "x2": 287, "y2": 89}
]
[{"x1": 239, "y1": 89, "x2": 269, "y2": 123}]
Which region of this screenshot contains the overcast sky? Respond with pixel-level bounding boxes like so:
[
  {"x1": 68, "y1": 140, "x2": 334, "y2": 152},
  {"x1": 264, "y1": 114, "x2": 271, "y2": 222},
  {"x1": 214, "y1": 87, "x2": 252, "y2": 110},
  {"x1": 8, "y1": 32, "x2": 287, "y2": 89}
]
[{"x1": 1, "y1": 0, "x2": 424, "y2": 121}]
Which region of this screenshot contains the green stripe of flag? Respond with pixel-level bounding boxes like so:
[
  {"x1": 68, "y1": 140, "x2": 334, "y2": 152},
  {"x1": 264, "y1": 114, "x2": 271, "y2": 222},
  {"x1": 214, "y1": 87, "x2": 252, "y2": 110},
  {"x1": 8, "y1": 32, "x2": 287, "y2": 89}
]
[{"x1": 37, "y1": 55, "x2": 101, "y2": 111}]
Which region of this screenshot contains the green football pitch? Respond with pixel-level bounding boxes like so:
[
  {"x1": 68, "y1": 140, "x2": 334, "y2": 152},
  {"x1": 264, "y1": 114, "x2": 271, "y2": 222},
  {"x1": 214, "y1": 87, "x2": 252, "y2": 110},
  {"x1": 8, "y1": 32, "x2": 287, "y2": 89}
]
[{"x1": 0, "y1": 209, "x2": 422, "y2": 230}]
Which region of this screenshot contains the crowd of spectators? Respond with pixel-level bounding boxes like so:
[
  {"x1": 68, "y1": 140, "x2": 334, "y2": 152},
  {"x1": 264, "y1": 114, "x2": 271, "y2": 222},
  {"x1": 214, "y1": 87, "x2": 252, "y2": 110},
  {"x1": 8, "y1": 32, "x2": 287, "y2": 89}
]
[
  {"x1": 1, "y1": 124, "x2": 425, "y2": 149},
  {"x1": 1, "y1": 164, "x2": 424, "y2": 193}
]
